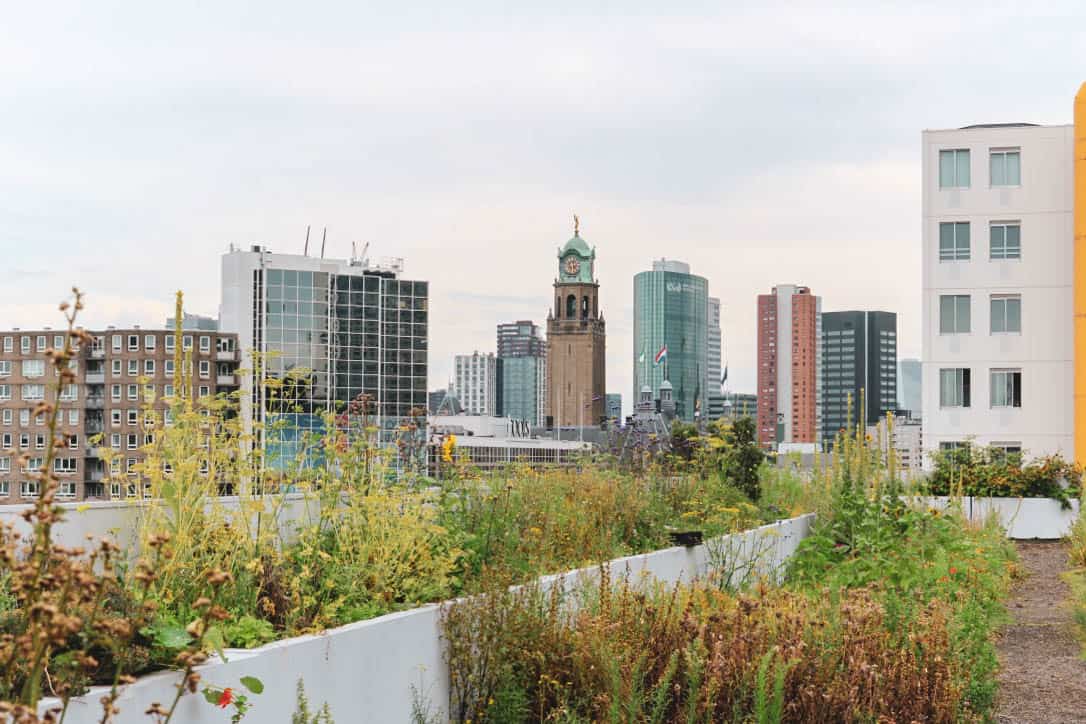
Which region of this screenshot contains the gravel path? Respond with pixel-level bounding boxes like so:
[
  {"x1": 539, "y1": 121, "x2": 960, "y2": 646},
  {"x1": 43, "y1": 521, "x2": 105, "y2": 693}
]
[{"x1": 996, "y1": 541, "x2": 1086, "y2": 724}]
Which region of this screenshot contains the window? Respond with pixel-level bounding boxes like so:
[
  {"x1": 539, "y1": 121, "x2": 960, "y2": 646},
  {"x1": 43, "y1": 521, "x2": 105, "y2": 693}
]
[
  {"x1": 24, "y1": 456, "x2": 43, "y2": 472},
  {"x1": 0, "y1": 434, "x2": 10, "y2": 449},
  {"x1": 939, "y1": 441, "x2": 967, "y2": 451},
  {"x1": 68, "y1": 435, "x2": 78, "y2": 450},
  {"x1": 1, "y1": 410, "x2": 9, "y2": 425},
  {"x1": 939, "y1": 295, "x2": 971, "y2": 334},
  {"x1": 991, "y1": 295, "x2": 1022, "y2": 334},
  {"x1": 110, "y1": 433, "x2": 121, "y2": 449},
  {"x1": 990, "y1": 222, "x2": 1021, "y2": 260},
  {"x1": 126, "y1": 458, "x2": 137, "y2": 474},
  {"x1": 127, "y1": 409, "x2": 138, "y2": 426},
  {"x1": 58, "y1": 481, "x2": 76, "y2": 498},
  {"x1": 144, "y1": 334, "x2": 156, "y2": 351},
  {"x1": 53, "y1": 335, "x2": 63, "y2": 350},
  {"x1": 199, "y1": 361, "x2": 210, "y2": 379},
  {"x1": 182, "y1": 335, "x2": 193, "y2": 351},
  {"x1": 0, "y1": 457, "x2": 7, "y2": 473},
  {"x1": 53, "y1": 458, "x2": 77, "y2": 474},
  {"x1": 127, "y1": 434, "x2": 138, "y2": 450},
  {"x1": 22, "y1": 360, "x2": 45, "y2": 378},
  {"x1": 165, "y1": 335, "x2": 175, "y2": 353},
  {"x1": 21, "y1": 385, "x2": 44, "y2": 401},
  {"x1": 111, "y1": 410, "x2": 121, "y2": 427},
  {"x1": 939, "y1": 368, "x2": 971, "y2": 408},
  {"x1": 145, "y1": 359, "x2": 155, "y2": 375},
  {"x1": 59, "y1": 384, "x2": 77, "y2": 401},
  {"x1": 164, "y1": 384, "x2": 175, "y2": 398},
  {"x1": 990, "y1": 148, "x2": 1021, "y2": 186},
  {"x1": 939, "y1": 149, "x2": 970, "y2": 188},
  {"x1": 32, "y1": 411, "x2": 42, "y2": 425},
  {"x1": 21, "y1": 481, "x2": 40, "y2": 498},
  {"x1": 199, "y1": 385, "x2": 210, "y2": 398},
  {"x1": 127, "y1": 384, "x2": 138, "y2": 401},
  {"x1": 68, "y1": 409, "x2": 78, "y2": 425},
  {"x1": 111, "y1": 359, "x2": 121, "y2": 377},
  {"x1": 36, "y1": 336, "x2": 46, "y2": 352},
  {"x1": 0, "y1": 361, "x2": 9, "y2": 377},
  {"x1": 199, "y1": 336, "x2": 210, "y2": 352},
  {"x1": 35, "y1": 434, "x2": 45, "y2": 450},
  {"x1": 165, "y1": 360, "x2": 175, "y2": 377},
  {"x1": 112, "y1": 335, "x2": 122, "y2": 352},
  {"x1": 127, "y1": 335, "x2": 139, "y2": 351},
  {"x1": 0, "y1": 385, "x2": 9, "y2": 401},
  {"x1": 126, "y1": 359, "x2": 137, "y2": 377},
  {"x1": 938, "y1": 222, "x2": 970, "y2": 261},
  {"x1": 991, "y1": 369, "x2": 1022, "y2": 408},
  {"x1": 2, "y1": 337, "x2": 10, "y2": 353}
]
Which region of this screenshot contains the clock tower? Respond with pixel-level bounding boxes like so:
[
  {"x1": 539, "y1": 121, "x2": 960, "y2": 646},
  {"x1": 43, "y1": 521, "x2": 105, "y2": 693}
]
[{"x1": 547, "y1": 216, "x2": 606, "y2": 430}]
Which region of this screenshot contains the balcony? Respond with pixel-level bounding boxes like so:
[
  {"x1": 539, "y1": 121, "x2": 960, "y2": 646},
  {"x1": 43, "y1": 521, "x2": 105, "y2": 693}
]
[
  {"x1": 216, "y1": 350, "x2": 238, "y2": 362},
  {"x1": 217, "y1": 374, "x2": 237, "y2": 386},
  {"x1": 85, "y1": 420, "x2": 104, "y2": 434},
  {"x1": 85, "y1": 396, "x2": 104, "y2": 409},
  {"x1": 87, "y1": 469, "x2": 105, "y2": 483},
  {"x1": 85, "y1": 372, "x2": 105, "y2": 385},
  {"x1": 89, "y1": 348, "x2": 105, "y2": 359},
  {"x1": 85, "y1": 446, "x2": 101, "y2": 458}
]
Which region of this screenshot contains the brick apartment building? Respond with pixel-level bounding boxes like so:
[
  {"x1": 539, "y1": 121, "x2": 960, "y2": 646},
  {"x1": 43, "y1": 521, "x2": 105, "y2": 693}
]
[
  {"x1": 0, "y1": 327, "x2": 238, "y2": 502},
  {"x1": 756, "y1": 284, "x2": 822, "y2": 450}
]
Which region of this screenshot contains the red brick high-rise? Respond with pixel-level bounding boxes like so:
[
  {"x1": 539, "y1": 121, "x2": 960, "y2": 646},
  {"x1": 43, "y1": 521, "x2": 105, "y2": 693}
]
[{"x1": 756, "y1": 285, "x2": 821, "y2": 450}]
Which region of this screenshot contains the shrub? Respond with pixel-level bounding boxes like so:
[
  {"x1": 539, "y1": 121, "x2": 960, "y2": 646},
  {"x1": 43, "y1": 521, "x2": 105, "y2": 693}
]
[{"x1": 927, "y1": 443, "x2": 1082, "y2": 508}]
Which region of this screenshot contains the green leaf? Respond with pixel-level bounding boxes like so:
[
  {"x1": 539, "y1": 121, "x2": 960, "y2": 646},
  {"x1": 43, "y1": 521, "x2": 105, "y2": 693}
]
[
  {"x1": 203, "y1": 688, "x2": 222, "y2": 705},
  {"x1": 240, "y1": 676, "x2": 264, "y2": 694},
  {"x1": 150, "y1": 622, "x2": 192, "y2": 651}
]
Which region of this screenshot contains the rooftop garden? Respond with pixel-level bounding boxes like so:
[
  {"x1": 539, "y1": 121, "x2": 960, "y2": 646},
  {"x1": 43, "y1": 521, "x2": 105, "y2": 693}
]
[{"x1": 0, "y1": 292, "x2": 811, "y2": 722}]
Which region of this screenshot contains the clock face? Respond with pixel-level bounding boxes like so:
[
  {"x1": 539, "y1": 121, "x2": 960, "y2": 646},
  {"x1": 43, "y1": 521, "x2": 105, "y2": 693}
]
[{"x1": 564, "y1": 256, "x2": 580, "y2": 276}]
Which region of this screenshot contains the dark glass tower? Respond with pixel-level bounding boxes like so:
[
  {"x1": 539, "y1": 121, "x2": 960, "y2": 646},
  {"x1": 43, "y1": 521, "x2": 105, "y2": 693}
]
[{"x1": 821, "y1": 310, "x2": 897, "y2": 445}]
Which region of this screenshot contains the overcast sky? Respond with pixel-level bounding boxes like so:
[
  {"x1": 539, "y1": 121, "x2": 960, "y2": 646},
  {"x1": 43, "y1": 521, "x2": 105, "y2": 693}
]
[{"x1": 2, "y1": 1, "x2": 1083, "y2": 411}]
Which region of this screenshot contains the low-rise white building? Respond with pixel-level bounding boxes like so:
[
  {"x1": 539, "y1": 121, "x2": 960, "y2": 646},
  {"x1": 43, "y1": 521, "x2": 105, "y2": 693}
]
[{"x1": 921, "y1": 122, "x2": 1073, "y2": 464}]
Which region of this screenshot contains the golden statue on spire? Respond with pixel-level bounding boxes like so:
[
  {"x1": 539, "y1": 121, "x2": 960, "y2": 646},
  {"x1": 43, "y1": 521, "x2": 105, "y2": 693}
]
[{"x1": 573, "y1": 213, "x2": 580, "y2": 237}]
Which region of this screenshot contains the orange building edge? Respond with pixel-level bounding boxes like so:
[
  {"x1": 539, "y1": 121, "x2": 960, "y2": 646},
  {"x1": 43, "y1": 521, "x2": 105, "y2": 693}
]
[{"x1": 1075, "y1": 82, "x2": 1086, "y2": 465}]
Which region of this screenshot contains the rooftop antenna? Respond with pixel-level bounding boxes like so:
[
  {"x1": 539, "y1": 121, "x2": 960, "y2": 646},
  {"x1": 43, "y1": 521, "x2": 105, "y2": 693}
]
[
  {"x1": 352, "y1": 241, "x2": 357, "y2": 261},
  {"x1": 303, "y1": 225, "x2": 311, "y2": 256},
  {"x1": 320, "y1": 227, "x2": 327, "y2": 258},
  {"x1": 361, "y1": 241, "x2": 370, "y2": 263}
]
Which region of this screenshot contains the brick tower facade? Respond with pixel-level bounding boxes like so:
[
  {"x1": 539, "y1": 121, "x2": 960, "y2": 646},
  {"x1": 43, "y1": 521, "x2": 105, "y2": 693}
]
[{"x1": 546, "y1": 218, "x2": 606, "y2": 429}]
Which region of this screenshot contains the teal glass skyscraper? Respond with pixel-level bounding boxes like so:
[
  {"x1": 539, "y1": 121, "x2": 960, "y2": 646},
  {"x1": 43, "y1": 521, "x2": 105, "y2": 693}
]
[{"x1": 633, "y1": 260, "x2": 709, "y2": 422}]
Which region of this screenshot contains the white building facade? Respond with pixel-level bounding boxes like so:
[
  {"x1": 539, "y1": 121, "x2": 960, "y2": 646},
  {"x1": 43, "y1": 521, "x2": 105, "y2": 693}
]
[
  {"x1": 453, "y1": 351, "x2": 499, "y2": 416},
  {"x1": 921, "y1": 123, "x2": 1073, "y2": 464}
]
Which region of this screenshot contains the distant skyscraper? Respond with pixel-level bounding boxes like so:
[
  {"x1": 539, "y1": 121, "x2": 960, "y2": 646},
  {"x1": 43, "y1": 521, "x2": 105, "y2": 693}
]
[
  {"x1": 496, "y1": 321, "x2": 546, "y2": 427},
  {"x1": 633, "y1": 259, "x2": 709, "y2": 423},
  {"x1": 898, "y1": 358, "x2": 921, "y2": 418},
  {"x1": 821, "y1": 311, "x2": 898, "y2": 445},
  {"x1": 756, "y1": 284, "x2": 821, "y2": 449},
  {"x1": 546, "y1": 218, "x2": 606, "y2": 429},
  {"x1": 707, "y1": 297, "x2": 724, "y2": 420},
  {"x1": 605, "y1": 393, "x2": 622, "y2": 421},
  {"x1": 220, "y1": 245, "x2": 428, "y2": 463},
  {"x1": 453, "y1": 352, "x2": 499, "y2": 416}
]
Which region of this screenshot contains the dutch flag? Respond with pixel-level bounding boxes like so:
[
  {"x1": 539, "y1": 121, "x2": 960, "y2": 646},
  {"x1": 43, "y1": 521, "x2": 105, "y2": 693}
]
[{"x1": 653, "y1": 345, "x2": 668, "y2": 366}]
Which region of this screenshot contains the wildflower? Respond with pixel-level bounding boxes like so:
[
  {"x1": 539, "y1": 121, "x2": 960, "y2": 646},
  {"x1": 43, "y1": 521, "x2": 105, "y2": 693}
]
[
  {"x1": 217, "y1": 688, "x2": 234, "y2": 708},
  {"x1": 949, "y1": 567, "x2": 958, "y2": 575}
]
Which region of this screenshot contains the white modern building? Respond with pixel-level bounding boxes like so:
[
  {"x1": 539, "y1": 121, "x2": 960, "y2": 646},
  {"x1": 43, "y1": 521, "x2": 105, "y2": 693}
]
[
  {"x1": 707, "y1": 297, "x2": 724, "y2": 420},
  {"x1": 220, "y1": 244, "x2": 429, "y2": 463},
  {"x1": 453, "y1": 351, "x2": 499, "y2": 416},
  {"x1": 921, "y1": 123, "x2": 1073, "y2": 464}
]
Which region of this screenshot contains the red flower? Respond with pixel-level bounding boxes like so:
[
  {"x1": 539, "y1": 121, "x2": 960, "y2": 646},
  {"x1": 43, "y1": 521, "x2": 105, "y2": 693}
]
[
  {"x1": 217, "y1": 688, "x2": 234, "y2": 708},
  {"x1": 949, "y1": 567, "x2": 958, "y2": 575}
]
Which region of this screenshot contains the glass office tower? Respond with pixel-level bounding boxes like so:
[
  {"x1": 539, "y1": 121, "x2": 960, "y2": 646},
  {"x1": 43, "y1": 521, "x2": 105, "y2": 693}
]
[
  {"x1": 221, "y1": 245, "x2": 428, "y2": 467},
  {"x1": 632, "y1": 259, "x2": 709, "y2": 422}
]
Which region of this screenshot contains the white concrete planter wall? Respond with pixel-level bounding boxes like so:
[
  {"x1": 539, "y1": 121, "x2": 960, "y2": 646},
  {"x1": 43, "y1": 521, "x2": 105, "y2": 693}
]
[
  {"x1": 913, "y1": 496, "x2": 1079, "y2": 539},
  {"x1": 37, "y1": 514, "x2": 816, "y2": 724}
]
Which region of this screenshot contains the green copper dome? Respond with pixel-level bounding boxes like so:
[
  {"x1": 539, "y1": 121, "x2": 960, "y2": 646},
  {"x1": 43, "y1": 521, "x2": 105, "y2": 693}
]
[{"x1": 560, "y1": 234, "x2": 591, "y2": 257}]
